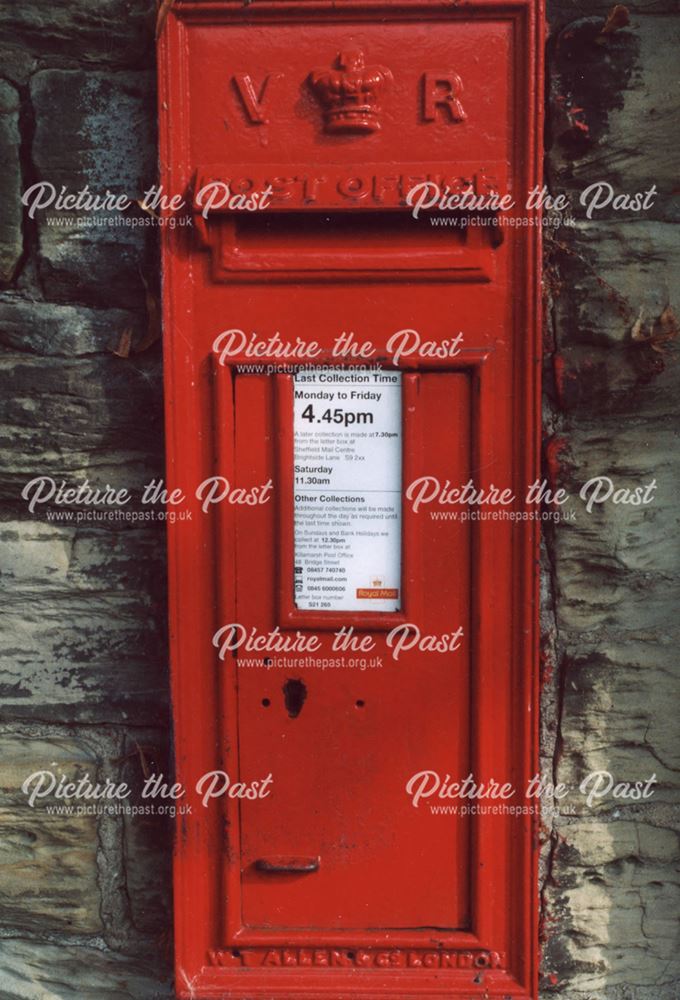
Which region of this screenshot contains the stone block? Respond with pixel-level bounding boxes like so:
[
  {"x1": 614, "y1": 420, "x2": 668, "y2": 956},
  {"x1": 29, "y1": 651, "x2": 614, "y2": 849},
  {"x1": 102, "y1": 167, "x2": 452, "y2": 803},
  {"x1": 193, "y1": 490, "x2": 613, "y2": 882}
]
[
  {"x1": 549, "y1": 16, "x2": 680, "y2": 222},
  {"x1": 120, "y1": 732, "x2": 172, "y2": 938},
  {"x1": 0, "y1": 522, "x2": 167, "y2": 724},
  {"x1": 548, "y1": 222, "x2": 680, "y2": 416},
  {"x1": 0, "y1": 731, "x2": 109, "y2": 934},
  {"x1": 0, "y1": 353, "x2": 164, "y2": 500},
  {"x1": 543, "y1": 820, "x2": 680, "y2": 994},
  {"x1": 30, "y1": 70, "x2": 156, "y2": 308},
  {"x1": 0, "y1": 0, "x2": 155, "y2": 72},
  {"x1": 0, "y1": 80, "x2": 22, "y2": 283},
  {"x1": 0, "y1": 937, "x2": 171, "y2": 999},
  {"x1": 0, "y1": 297, "x2": 148, "y2": 357}
]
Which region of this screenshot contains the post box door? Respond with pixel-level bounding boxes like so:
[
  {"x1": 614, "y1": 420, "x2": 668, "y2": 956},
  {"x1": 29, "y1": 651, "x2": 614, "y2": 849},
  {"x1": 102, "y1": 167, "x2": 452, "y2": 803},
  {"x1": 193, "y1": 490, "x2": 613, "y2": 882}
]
[{"x1": 232, "y1": 370, "x2": 472, "y2": 931}]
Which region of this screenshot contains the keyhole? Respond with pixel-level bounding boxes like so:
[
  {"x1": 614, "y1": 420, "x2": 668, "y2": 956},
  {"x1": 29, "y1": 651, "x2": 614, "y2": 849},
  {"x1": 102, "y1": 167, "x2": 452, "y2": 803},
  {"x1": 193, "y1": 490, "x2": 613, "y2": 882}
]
[{"x1": 283, "y1": 678, "x2": 307, "y2": 718}]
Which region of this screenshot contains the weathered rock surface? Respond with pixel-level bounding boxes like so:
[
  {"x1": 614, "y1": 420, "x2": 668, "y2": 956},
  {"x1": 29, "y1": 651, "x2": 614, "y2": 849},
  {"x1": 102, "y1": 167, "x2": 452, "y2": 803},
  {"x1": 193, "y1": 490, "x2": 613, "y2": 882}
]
[
  {"x1": 546, "y1": 221, "x2": 680, "y2": 415},
  {"x1": 554, "y1": 421, "x2": 680, "y2": 631},
  {"x1": 0, "y1": 730, "x2": 109, "y2": 935},
  {"x1": 542, "y1": 7, "x2": 680, "y2": 999},
  {"x1": 550, "y1": 0, "x2": 680, "y2": 15},
  {"x1": 0, "y1": 522, "x2": 167, "y2": 724},
  {"x1": 0, "y1": 724, "x2": 171, "y2": 954},
  {"x1": 0, "y1": 0, "x2": 155, "y2": 74},
  {"x1": 0, "y1": 297, "x2": 148, "y2": 357},
  {"x1": 0, "y1": 353, "x2": 164, "y2": 501},
  {"x1": 0, "y1": 4, "x2": 171, "y2": 997},
  {"x1": 542, "y1": 819, "x2": 680, "y2": 995},
  {"x1": 0, "y1": 81, "x2": 23, "y2": 283},
  {"x1": 30, "y1": 70, "x2": 157, "y2": 309},
  {"x1": 120, "y1": 732, "x2": 173, "y2": 939},
  {"x1": 0, "y1": 937, "x2": 172, "y2": 1000},
  {"x1": 549, "y1": 15, "x2": 679, "y2": 222}
]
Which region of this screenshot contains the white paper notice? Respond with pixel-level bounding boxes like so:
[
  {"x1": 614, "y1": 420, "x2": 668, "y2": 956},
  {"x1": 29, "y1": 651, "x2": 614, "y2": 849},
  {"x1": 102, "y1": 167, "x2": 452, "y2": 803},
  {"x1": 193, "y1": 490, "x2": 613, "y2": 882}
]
[{"x1": 293, "y1": 368, "x2": 402, "y2": 613}]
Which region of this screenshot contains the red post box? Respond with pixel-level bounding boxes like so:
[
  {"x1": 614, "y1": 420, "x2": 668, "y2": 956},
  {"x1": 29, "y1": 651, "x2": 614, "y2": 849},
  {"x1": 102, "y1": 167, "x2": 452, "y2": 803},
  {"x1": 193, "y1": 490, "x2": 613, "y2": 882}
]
[{"x1": 158, "y1": 1, "x2": 543, "y2": 997}]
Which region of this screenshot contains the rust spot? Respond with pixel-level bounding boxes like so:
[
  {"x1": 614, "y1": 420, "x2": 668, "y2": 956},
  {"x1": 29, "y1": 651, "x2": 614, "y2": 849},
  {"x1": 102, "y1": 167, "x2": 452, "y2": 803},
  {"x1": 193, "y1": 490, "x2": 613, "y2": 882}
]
[
  {"x1": 136, "y1": 270, "x2": 162, "y2": 354},
  {"x1": 112, "y1": 327, "x2": 133, "y2": 358},
  {"x1": 540, "y1": 644, "x2": 556, "y2": 690},
  {"x1": 553, "y1": 14, "x2": 638, "y2": 160},
  {"x1": 600, "y1": 4, "x2": 630, "y2": 35},
  {"x1": 545, "y1": 435, "x2": 569, "y2": 495},
  {"x1": 629, "y1": 305, "x2": 679, "y2": 381},
  {"x1": 552, "y1": 353, "x2": 570, "y2": 408}
]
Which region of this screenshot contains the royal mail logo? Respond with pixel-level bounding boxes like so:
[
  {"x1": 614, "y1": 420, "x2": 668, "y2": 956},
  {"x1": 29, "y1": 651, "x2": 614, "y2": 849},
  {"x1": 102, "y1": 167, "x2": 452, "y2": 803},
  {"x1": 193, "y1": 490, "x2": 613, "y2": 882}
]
[{"x1": 357, "y1": 578, "x2": 399, "y2": 600}]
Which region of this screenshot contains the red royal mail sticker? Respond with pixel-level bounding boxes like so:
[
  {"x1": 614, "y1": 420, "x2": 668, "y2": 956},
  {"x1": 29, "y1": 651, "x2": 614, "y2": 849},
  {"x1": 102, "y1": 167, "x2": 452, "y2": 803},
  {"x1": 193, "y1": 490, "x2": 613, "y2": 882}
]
[{"x1": 356, "y1": 588, "x2": 400, "y2": 600}]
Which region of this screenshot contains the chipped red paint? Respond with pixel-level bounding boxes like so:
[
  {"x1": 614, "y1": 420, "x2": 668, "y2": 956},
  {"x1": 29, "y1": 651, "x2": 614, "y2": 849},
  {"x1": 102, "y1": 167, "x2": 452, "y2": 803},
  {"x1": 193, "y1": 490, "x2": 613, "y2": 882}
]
[
  {"x1": 545, "y1": 436, "x2": 569, "y2": 496},
  {"x1": 540, "y1": 644, "x2": 555, "y2": 689},
  {"x1": 552, "y1": 352, "x2": 569, "y2": 408}
]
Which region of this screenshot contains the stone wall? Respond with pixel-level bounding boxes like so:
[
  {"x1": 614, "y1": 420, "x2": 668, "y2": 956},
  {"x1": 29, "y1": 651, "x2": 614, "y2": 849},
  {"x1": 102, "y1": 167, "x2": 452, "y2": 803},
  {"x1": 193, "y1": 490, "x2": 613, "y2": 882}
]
[
  {"x1": 541, "y1": 1, "x2": 680, "y2": 996},
  {"x1": 0, "y1": 2, "x2": 677, "y2": 998},
  {"x1": 0, "y1": 2, "x2": 173, "y2": 996}
]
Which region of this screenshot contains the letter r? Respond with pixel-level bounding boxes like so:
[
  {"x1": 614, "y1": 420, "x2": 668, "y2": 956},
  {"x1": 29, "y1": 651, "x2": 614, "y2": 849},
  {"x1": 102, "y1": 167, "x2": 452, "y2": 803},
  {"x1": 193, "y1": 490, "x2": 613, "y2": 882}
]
[{"x1": 422, "y1": 73, "x2": 467, "y2": 123}]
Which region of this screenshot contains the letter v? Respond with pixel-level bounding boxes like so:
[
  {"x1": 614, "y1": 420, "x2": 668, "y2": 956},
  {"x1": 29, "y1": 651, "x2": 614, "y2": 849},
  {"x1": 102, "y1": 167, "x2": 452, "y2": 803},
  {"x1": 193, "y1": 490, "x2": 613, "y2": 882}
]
[{"x1": 233, "y1": 74, "x2": 275, "y2": 123}]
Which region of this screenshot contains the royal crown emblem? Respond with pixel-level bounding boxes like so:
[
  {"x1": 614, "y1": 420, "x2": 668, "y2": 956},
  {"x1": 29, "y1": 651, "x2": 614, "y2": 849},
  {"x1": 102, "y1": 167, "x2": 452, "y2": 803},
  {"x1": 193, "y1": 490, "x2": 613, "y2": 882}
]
[{"x1": 309, "y1": 49, "x2": 393, "y2": 134}]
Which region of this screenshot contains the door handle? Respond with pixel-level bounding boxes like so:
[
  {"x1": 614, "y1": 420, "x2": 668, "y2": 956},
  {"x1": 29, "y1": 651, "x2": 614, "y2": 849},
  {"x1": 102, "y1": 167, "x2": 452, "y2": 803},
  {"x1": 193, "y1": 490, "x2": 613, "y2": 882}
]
[{"x1": 254, "y1": 856, "x2": 320, "y2": 874}]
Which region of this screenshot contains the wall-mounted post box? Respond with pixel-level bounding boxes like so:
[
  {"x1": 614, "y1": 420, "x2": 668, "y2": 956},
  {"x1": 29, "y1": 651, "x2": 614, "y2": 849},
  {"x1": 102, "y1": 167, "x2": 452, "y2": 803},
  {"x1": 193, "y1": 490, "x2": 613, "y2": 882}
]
[{"x1": 158, "y1": 1, "x2": 543, "y2": 997}]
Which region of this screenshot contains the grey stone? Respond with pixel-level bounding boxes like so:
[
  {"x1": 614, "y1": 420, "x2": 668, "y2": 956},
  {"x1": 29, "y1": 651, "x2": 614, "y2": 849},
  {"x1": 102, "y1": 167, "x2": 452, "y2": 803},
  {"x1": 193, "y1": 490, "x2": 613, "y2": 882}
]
[
  {"x1": 0, "y1": 354, "x2": 164, "y2": 499},
  {"x1": 0, "y1": 731, "x2": 107, "y2": 934},
  {"x1": 0, "y1": 50, "x2": 38, "y2": 89},
  {"x1": 120, "y1": 732, "x2": 172, "y2": 939},
  {"x1": 30, "y1": 70, "x2": 157, "y2": 308},
  {"x1": 543, "y1": 7, "x2": 680, "y2": 998},
  {"x1": 0, "y1": 81, "x2": 22, "y2": 283},
  {"x1": 542, "y1": 820, "x2": 680, "y2": 995},
  {"x1": 0, "y1": 0, "x2": 155, "y2": 73},
  {"x1": 0, "y1": 721, "x2": 173, "y2": 961},
  {"x1": 0, "y1": 937, "x2": 172, "y2": 1000},
  {"x1": 0, "y1": 522, "x2": 167, "y2": 724},
  {"x1": 547, "y1": 221, "x2": 680, "y2": 415},
  {"x1": 552, "y1": 419, "x2": 680, "y2": 633},
  {"x1": 559, "y1": 640, "x2": 679, "y2": 772},
  {"x1": 549, "y1": 15, "x2": 680, "y2": 222},
  {"x1": 0, "y1": 296, "x2": 148, "y2": 357}
]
